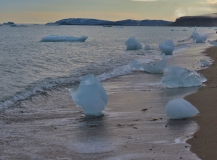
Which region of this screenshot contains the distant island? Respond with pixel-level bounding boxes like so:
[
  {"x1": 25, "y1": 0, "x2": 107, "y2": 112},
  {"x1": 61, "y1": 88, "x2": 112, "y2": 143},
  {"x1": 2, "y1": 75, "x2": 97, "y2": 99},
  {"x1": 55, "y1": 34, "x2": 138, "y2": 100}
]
[
  {"x1": 46, "y1": 18, "x2": 173, "y2": 26},
  {"x1": 44, "y1": 12, "x2": 217, "y2": 27},
  {"x1": 172, "y1": 13, "x2": 217, "y2": 27}
]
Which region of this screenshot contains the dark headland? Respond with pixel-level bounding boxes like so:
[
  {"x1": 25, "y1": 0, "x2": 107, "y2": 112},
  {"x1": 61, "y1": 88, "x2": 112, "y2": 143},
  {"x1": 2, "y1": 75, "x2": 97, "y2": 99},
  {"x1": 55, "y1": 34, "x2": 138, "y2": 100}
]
[{"x1": 172, "y1": 13, "x2": 217, "y2": 27}]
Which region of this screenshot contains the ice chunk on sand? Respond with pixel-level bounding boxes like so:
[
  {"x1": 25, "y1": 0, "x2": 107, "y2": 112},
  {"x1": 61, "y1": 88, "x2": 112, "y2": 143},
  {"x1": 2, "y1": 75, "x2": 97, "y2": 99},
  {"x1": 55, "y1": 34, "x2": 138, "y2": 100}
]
[
  {"x1": 165, "y1": 99, "x2": 199, "y2": 119},
  {"x1": 144, "y1": 45, "x2": 151, "y2": 50},
  {"x1": 40, "y1": 35, "x2": 88, "y2": 42},
  {"x1": 208, "y1": 40, "x2": 217, "y2": 46},
  {"x1": 125, "y1": 37, "x2": 142, "y2": 50},
  {"x1": 200, "y1": 59, "x2": 210, "y2": 67},
  {"x1": 159, "y1": 40, "x2": 174, "y2": 55},
  {"x1": 129, "y1": 53, "x2": 166, "y2": 74},
  {"x1": 68, "y1": 74, "x2": 108, "y2": 116},
  {"x1": 161, "y1": 66, "x2": 206, "y2": 88},
  {"x1": 192, "y1": 27, "x2": 207, "y2": 43}
]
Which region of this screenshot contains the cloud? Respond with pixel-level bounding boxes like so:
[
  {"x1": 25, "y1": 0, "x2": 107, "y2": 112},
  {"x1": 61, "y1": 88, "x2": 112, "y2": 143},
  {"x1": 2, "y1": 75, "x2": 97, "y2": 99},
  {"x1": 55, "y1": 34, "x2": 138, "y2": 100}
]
[
  {"x1": 174, "y1": 6, "x2": 214, "y2": 18},
  {"x1": 131, "y1": 0, "x2": 158, "y2": 1},
  {"x1": 206, "y1": 0, "x2": 217, "y2": 4},
  {"x1": 206, "y1": 0, "x2": 217, "y2": 8},
  {"x1": 175, "y1": 8, "x2": 186, "y2": 17}
]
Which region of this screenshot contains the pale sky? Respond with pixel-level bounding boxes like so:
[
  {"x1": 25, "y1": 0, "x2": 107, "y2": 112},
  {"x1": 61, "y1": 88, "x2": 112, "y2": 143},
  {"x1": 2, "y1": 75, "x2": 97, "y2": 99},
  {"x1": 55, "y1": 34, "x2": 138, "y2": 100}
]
[{"x1": 0, "y1": 0, "x2": 217, "y2": 24}]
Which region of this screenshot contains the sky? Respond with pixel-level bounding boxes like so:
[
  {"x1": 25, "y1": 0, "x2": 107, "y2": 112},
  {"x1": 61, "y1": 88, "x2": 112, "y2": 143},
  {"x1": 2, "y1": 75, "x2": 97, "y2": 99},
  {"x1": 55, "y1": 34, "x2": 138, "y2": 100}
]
[{"x1": 0, "y1": 0, "x2": 217, "y2": 24}]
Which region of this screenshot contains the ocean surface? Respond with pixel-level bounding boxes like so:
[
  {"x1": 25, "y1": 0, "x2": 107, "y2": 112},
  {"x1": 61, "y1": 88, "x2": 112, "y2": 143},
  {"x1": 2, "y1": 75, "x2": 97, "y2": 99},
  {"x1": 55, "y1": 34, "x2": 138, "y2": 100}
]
[{"x1": 0, "y1": 25, "x2": 215, "y2": 111}]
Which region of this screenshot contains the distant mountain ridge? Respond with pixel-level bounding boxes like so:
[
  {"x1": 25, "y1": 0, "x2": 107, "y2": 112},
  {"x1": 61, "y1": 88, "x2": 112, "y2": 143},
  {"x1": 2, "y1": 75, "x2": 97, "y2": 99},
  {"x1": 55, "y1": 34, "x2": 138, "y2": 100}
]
[
  {"x1": 47, "y1": 18, "x2": 173, "y2": 26},
  {"x1": 172, "y1": 13, "x2": 217, "y2": 27}
]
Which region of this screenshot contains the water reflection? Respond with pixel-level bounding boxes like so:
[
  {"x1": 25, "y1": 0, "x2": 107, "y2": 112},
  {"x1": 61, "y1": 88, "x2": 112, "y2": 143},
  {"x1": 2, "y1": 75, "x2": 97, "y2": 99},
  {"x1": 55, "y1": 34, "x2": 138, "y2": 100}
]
[{"x1": 69, "y1": 115, "x2": 115, "y2": 154}]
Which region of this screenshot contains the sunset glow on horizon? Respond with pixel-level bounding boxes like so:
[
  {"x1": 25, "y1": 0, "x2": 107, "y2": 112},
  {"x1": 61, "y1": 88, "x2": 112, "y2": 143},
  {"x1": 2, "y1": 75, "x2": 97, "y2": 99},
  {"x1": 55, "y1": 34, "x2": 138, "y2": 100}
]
[{"x1": 0, "y1": 0, "x2": 217, "y2": 24}]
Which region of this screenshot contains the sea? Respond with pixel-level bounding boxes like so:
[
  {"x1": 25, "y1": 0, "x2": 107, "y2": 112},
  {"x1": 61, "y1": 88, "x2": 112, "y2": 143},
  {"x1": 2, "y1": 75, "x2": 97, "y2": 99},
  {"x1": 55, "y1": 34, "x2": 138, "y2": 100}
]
[
  {"x1": 0, "y1": 25, "x2": 216, "y2": 160},
  {"x1": 0, "y1": 25, "x2": 214, "y2": 110}
]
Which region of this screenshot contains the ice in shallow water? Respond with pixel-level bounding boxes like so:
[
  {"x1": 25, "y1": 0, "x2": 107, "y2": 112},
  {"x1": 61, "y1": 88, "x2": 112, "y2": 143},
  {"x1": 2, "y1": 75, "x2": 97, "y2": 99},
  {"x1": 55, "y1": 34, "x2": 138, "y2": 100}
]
[
  {"x1": 125, "y1": 37, "x2": 142, "y2": 50},
  {"x1": 192, "y1": 27, "x2": 207, "y2": 43},
  {"x1": 165, "y1": 99, "x2": 199, "y2": 119},
  {"x1": 40, "y1": 35, "x2": 88, "y2": 42},
  {"x1": 68, "y1": 74, "x2": 108, "y2": 116},
  {"x1": 200, "y1": 59, "x2": 210, "y2": 67},
  {"x1": 161, "y1": 65, "x2": 207, "y2": 88},
  {"x1": 159, "y1": 40, "x2": 174, "y2": 55},
  {"x1": 128, "y1": 53, "x2": 166, "y2": 74}
]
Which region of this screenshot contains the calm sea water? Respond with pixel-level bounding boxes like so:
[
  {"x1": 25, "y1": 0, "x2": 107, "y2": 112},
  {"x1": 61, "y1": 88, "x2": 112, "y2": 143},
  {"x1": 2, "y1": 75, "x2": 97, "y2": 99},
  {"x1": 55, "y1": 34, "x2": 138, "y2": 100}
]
[{"x1": 0, "y1": 25, "x2": 214, "y2": 110}]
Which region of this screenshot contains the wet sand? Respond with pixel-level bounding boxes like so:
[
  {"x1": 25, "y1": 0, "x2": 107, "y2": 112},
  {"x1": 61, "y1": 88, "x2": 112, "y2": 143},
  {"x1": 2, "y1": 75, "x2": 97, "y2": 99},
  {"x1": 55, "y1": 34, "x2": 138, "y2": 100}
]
[
  {"x1": 0, "y1": 73, "x2": 200, "y2": 160},
  {"x1": 186, "y1": 46, "x2": 217, "y2": 160}
]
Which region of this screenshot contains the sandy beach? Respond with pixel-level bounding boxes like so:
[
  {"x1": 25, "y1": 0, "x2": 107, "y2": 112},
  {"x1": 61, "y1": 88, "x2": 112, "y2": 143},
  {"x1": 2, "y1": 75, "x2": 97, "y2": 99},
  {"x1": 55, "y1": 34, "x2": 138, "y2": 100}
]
[
  {"x1": 186, "y1": 46, "x2": 217, "y2": 160},
  {"x1": 0, "y1": 72, "x2": 200, "y2": 160}
]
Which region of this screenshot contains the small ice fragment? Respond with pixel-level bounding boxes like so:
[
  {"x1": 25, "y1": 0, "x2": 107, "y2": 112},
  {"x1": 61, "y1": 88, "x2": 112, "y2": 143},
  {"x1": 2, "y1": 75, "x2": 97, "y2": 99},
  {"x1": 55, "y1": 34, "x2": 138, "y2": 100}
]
[
  {"x1": 171, "y1": 29, "x2": 174, "y2": 31},
  {"x1": 129, "y1": 53, "x2": 166, "y2": 74},
  {"x1": 208, "y1": 40, "x2": 217, "y2": 46},
  {"x1": 128, "y1": 60, "x2": 141, "y2": 71},
  {"x1": 161, "y1": 65, "x2": 206, "y2": 88},
  {"x1": 40, "y1": 35, "x2": 88, "y2": 42},
  {"x1": 200, "y1": 59, "x2": 210, "y2": 67},
  {"x1": 125, "y1": 37, "x2": 142, "y2": 50},
  {"x1": 144, "y1": 45, "x2": 151, "y2": 50},
  {"x1": 165, "y1": 99, "x2": 199, "y2": 119},
  {"x1": 159, "y1": 40, "x2": 174, "y2": 55},
  {"x1": 68, "y1": 74, "x2": 108, "y2": 116}
]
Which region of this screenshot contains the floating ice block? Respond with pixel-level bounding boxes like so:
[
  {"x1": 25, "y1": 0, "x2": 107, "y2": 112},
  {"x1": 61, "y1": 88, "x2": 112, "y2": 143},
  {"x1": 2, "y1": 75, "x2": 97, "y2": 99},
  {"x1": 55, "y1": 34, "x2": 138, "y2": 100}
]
[
  {"x1": 161, "y1": 66, "x2": 206, "y2": 88},
  {"x1": 125, "y1": 37, "x2": 142, "y2": 50},
  {"x1": 159, "y1": 40, "x2": 174, "y2": 55},
  {"x1": 165, "y1": 99, "x2": 199, "y2": 119},
  {"x1": 41, "y1": 35, "x2": 88, "y2": 42},
  {"x1": 129, "y1": 54, "x2": 166, "y2": 74},
  {"x1": 200, "y1": 60, "x2": 210, "y2": 67},
  {"x1": 68, "y1": 74, "x2": 108, "y2": 116}
]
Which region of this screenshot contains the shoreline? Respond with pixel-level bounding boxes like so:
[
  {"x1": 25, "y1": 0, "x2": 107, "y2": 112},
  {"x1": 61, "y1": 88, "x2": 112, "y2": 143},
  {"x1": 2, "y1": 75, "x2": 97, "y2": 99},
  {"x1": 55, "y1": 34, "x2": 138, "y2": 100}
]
[{"x1": 185, "y1": 46, "x2": 217, "y2": 159}]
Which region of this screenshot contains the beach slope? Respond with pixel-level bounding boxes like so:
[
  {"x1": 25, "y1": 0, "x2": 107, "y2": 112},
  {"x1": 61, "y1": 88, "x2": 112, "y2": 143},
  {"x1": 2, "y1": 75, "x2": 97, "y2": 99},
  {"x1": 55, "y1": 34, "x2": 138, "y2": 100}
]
[{"x1": 186, "y1": 46, "x2": 217, "y2": 159}]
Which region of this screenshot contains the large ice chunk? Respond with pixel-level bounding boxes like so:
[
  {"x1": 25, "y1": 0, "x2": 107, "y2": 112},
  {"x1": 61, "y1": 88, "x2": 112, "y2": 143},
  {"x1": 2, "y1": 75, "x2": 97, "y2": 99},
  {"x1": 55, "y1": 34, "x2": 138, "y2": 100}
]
[
  {"x1": 161, "y1": 66, "x2": 206, "y2": 88},
  {"x1": 165, "y1": 99, "x2": 199, "y2": 119},
  {"x1": 200, "y1": 59, "x2": 210, "y2": 67},
  {"x1": 125, "y1": 37, "x2": 142, "y2": 50},
  {"x1": 192, "y1": 27, "x2": 207, "y2": 43},
  {"x1": 40, "y1": 35, "x2": 88, "y2": 42},
  {"x1": 68, "y1": 74, "x2": 108, "y2": 116},
  {"x1": 159, "y1": 40, "x2": 174, "y2": 55},
  {"x1": 129, "y1": 53, "x2": 166, "y2": 74}
]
